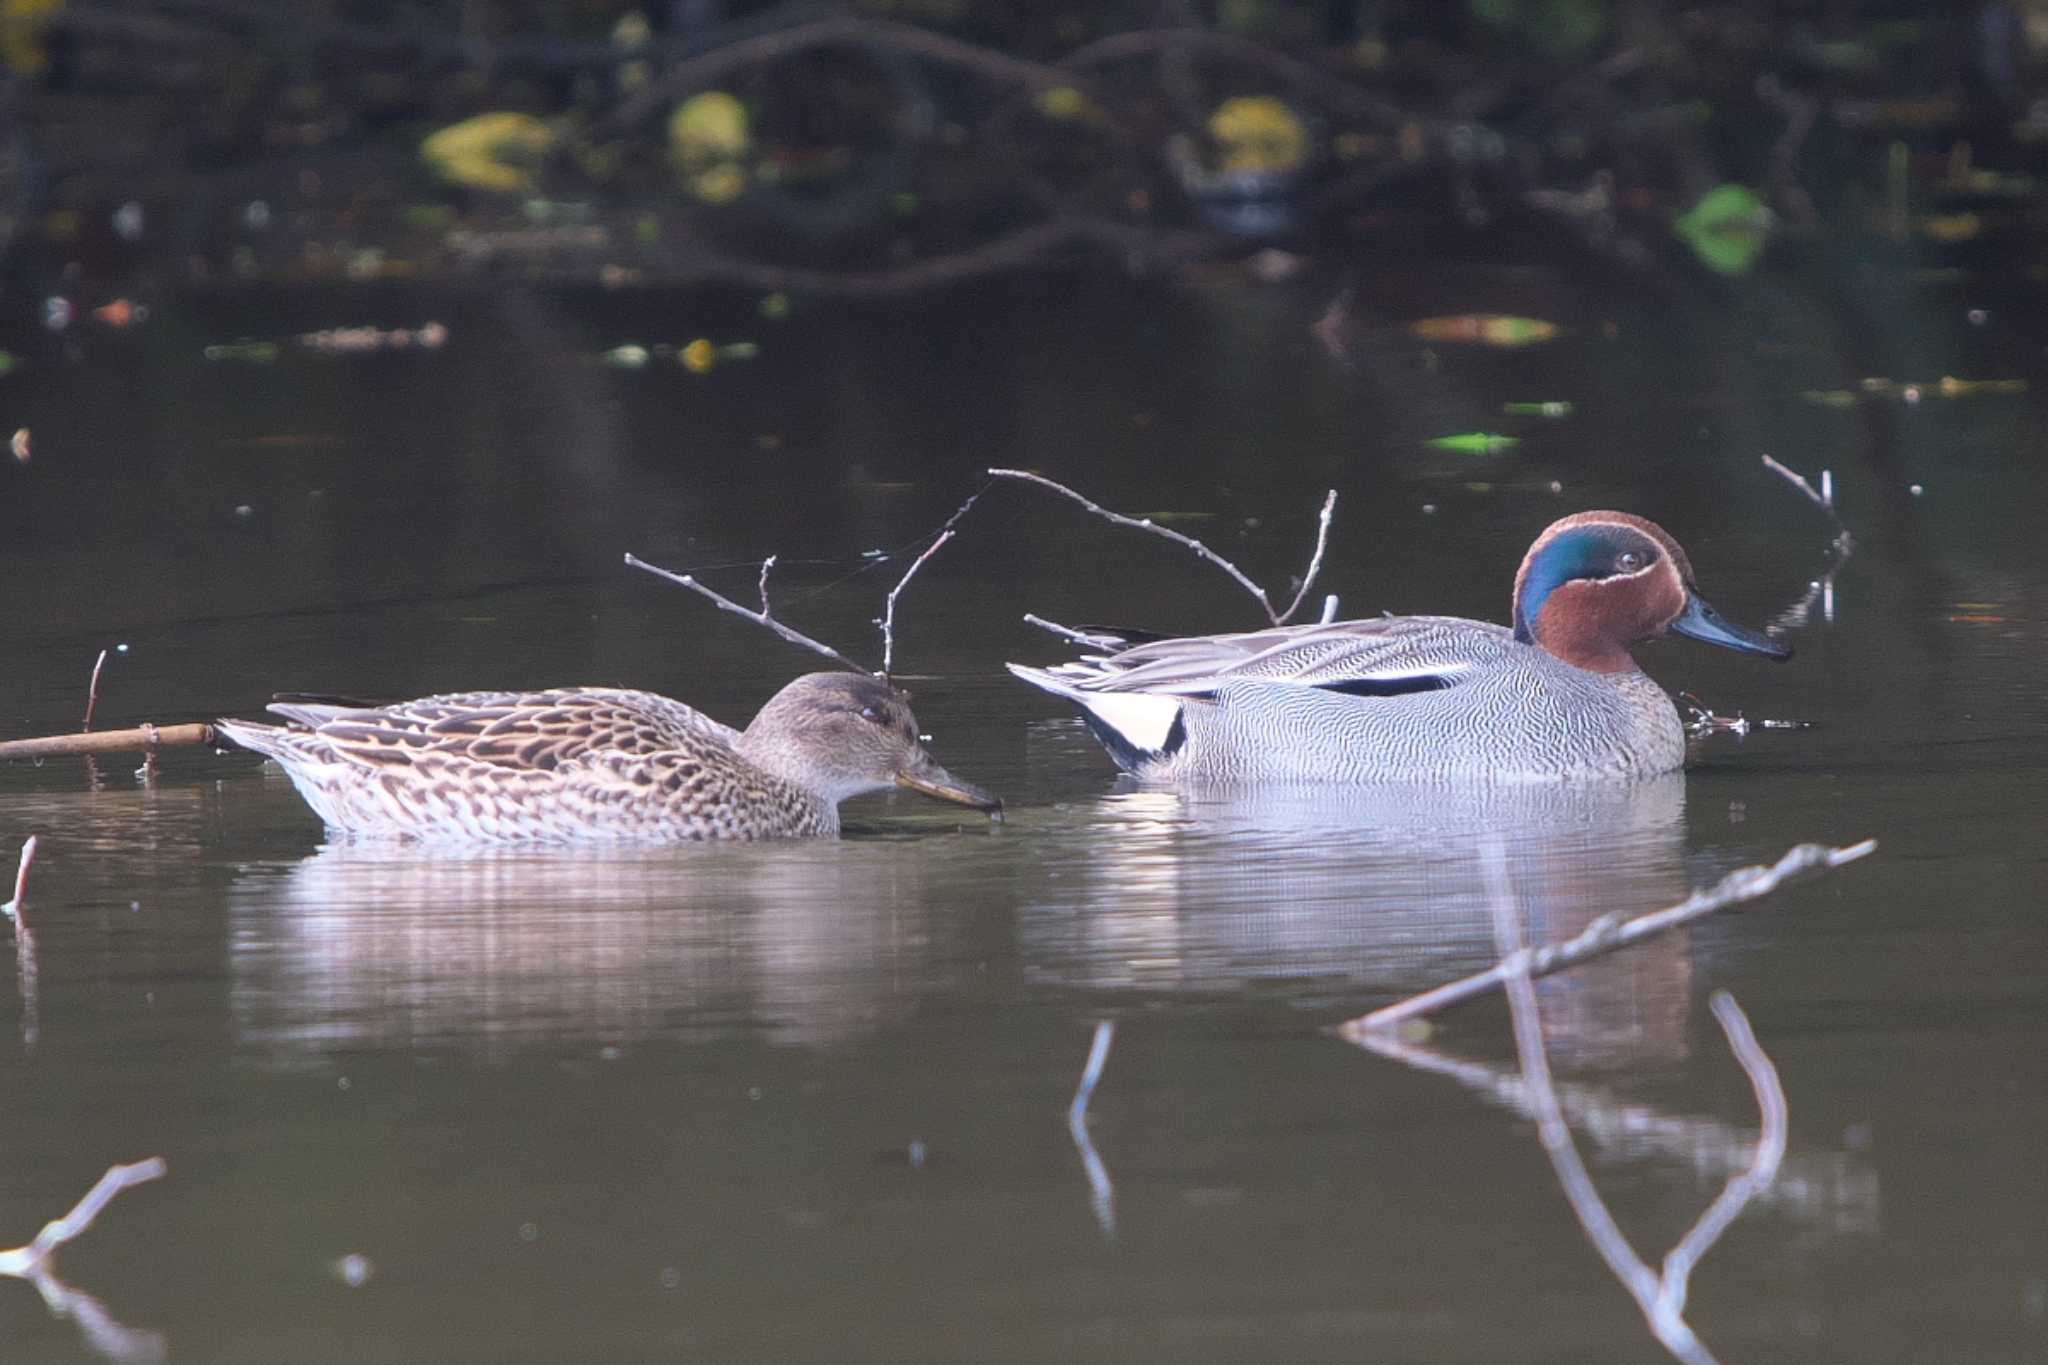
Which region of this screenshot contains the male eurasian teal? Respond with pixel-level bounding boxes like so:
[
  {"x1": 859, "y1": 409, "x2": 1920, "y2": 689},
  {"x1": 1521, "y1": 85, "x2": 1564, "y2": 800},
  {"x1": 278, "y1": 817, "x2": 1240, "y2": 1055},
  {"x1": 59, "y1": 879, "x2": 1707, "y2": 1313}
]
[
  {"x1": 1008, "y1": 511, "x2": 1791, "y2": 783},
  {"x1": 218, "y1": 672, "x2": 1000, "y2": 841}
]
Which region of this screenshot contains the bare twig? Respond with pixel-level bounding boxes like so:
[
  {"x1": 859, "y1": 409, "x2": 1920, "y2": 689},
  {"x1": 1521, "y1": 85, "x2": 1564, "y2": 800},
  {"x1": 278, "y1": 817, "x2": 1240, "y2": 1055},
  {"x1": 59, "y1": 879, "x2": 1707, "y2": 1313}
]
[
  {"x1": 1067, "y1": 1020, "x2": 1116, "y2": 1244},
  {"x1": 623, "y1": 553, "x2": 867, "y2": 674},
  {"x1": 1762, "y1": 456, "x2": 1853, "y2": 542},
  {"x1": 1759, "y1": 455, "x2": 1853, "y2": 635},
  {"x1": 0, "y1": 1159, "x2": 168, "y2": 1276},
  {"x1": 1658, "y1": 992, "x2": 1788, "y2": 1318},
  {"x1": 82, "y1": 650, "x2": 109, "y2": 732},
  {"x1": 1769, "y1": 454, "x2": 1835, "y2": 511},
  {"x1": 1275, "y1": 491, "x2": 1339, "y2": 625},
  {"x1": 1022, "y1": 614, "x2": 1128, "y2": 651},
  {"x1": 0, "y1": 724, "x2": 217, "y2": 764},
  {"x1": 990, "y1": 469, "x2": 1337, "y2": 625},
  {"x1": 1341, "y1": 839, "x2": 1874, "y2": 1039},
  {"x1": 5, "y1": 836, "x2": 37, "y2": 1049},
  {"x1": 2, "y1": 835, "x2": 34, "y2": 928},
  {"x1": 879, "y1": 532, "x2": 954, "y2": 677},
  {"x1": 1485, "y1": 847, "x2": 1715, "y2": 1365},
  {"x1": 756, "y1": 555, "x2": 777, "y2": 616}
]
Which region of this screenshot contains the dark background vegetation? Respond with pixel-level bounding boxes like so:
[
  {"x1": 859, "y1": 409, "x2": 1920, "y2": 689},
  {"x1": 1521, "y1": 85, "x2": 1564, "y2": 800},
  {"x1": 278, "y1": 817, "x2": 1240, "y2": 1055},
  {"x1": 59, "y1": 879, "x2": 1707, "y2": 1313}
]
[{"x1": 4, "y1": 0, "x2": 2045, "y2": 300}]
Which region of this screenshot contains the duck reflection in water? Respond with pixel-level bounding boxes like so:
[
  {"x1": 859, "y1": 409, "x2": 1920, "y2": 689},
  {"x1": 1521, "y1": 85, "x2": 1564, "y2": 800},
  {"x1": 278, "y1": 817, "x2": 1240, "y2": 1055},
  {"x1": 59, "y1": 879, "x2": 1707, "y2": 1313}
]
[
  {"x1": 1017, "y1": 769, "x2": 1695, "y2": 1069},
  {"x1": 228, "y1": 840, "x2": 961, "y2": 1058}
]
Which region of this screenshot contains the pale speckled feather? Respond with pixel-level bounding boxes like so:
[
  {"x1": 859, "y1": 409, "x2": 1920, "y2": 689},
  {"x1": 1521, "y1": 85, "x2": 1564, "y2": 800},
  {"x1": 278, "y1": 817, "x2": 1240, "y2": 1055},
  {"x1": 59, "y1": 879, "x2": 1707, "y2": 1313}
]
[{"x1": 219, "y1": 687, "x2": 833, "y2": 841}]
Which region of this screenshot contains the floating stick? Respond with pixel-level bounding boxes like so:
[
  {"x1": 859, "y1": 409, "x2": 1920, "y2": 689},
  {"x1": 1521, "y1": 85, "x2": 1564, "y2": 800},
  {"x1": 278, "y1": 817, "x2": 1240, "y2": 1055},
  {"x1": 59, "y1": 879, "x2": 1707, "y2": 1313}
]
[{"x1": 0, "y1": 724, "x2": 217, "y2": 764}]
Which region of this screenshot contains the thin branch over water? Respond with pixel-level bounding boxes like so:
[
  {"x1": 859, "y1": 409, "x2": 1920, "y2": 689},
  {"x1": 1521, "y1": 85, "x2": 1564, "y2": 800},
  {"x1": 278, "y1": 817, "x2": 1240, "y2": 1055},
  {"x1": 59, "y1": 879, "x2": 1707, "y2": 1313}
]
[
  {"x1": 1484, "y1": 842, "x2": 1787, "y2": 1365},
  {"x1": 82, "y1": 651, "x2": 109, "y2": 732},
  {"x1": 1341, "y1": 839, "x2": 1874, "y2": 1038},
  {"x1": 629, "y1": 486, "x2": 980, "y2": 678},
  {"x1": 0, "y1": 1159, "x2": 168, "y2": 1276},
  {"x1": 623, "y1": 552, "x2": 868, "y2": 674},
  {"x1": 879, "y1": 532, "x2": 954, "y2": 677},
  {"x1": 1022, "y1": 615, "x2": 1128, "y2": 651},
  {"x1": 3, "y1": 835, "x2": 35, "y2": 930},
  {"x1": 989, "y1": 469, "x2": 1338, "y2": 626}
]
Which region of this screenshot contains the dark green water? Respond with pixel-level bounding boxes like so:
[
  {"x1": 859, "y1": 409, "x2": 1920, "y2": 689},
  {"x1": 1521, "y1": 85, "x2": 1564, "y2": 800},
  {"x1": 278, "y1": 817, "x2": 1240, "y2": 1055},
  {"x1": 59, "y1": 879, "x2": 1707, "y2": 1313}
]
[{"x1": 0, "y1": 262, "x2": 2043, "y2": 1362}]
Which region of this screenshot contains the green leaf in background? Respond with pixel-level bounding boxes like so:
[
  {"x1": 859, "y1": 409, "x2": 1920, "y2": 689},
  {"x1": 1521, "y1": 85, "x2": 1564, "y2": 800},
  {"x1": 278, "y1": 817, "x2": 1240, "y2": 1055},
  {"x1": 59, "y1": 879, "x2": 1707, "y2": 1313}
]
[
  {"x1": 1674, "y1": 184, "x2": 1772, "y2": 276},
  {"x1": 1427, "y1": 432, "x2": 1521, "y2": 454}
]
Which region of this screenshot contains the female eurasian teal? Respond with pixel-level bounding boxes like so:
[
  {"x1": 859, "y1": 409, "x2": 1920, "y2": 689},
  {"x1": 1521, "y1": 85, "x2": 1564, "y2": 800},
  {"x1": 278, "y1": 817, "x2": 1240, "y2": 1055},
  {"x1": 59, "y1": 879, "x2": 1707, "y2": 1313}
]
[
  {"x1": 218, "y1": 672, "x2": 1000, "y2": 841},
  {"x1": 1008, "y1": 511, "x2": 1791, "y2": 783}
]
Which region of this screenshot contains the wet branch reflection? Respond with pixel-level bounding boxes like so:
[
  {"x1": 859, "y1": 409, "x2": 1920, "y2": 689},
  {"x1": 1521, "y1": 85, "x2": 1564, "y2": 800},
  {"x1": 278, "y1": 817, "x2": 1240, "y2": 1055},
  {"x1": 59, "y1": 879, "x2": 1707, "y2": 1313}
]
[
  {"x1": 1350, "y1": 838, "x2": 1878, "y2": 1364},
  {"x1": 1354, "y1": 1030, "x2": 1877, "y2": 1234},
  {"x1": 1065, "y1": 1020, "x2": 1116, "y2": 1245},
  {"x1": 1487, "y1": 842, "x2": 1775, "y2": 1365},
  {"x1": 1, "y1": 1159, "x2": 168, "y2": 1365}
]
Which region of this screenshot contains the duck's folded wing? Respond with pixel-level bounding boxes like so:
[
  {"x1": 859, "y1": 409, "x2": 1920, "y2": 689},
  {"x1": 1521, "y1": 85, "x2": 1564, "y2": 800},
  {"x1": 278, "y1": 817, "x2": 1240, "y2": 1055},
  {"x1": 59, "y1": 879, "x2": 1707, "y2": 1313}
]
[
  {"x1": 1059, "y1": 617, "x2": 1498, "y2": 697},
  {"x1": 267, "y1": 687, "x2": 744, "y2": 770}
]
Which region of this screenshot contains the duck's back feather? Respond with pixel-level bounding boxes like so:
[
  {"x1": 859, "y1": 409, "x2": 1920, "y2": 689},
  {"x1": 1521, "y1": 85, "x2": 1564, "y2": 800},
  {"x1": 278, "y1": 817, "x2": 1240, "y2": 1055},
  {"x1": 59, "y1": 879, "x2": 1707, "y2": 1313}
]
[{"x1": 261, "y1": 687, "x2": 744, "y2": 771}]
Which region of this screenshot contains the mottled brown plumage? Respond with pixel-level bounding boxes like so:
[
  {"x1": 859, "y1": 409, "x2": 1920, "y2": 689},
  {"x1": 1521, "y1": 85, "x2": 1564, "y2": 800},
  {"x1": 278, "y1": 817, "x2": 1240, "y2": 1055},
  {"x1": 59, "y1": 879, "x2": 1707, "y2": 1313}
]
[{"x1": 218, "y1": 673, "x2": 999, "y2": 842}]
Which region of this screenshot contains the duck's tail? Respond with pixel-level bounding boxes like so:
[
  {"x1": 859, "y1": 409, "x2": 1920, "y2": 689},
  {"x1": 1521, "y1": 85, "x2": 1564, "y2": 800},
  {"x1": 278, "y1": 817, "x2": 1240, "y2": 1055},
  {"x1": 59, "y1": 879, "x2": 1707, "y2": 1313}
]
[
  {"x1": 1005, "y1": 664, "x2": 1187, "y2": 775},
  {"x1": 215, "y1": 716, "x2": 334, "y2": 770}
]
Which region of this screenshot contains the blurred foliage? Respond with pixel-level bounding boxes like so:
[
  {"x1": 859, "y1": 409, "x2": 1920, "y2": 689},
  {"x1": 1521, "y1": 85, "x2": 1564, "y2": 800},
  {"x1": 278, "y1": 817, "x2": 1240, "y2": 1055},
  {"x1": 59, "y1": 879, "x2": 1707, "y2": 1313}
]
[
  {"x1": 1673, "y1": 184, "x2": 1770, "y2": 276},
  {"x1": 1468, "y1": 0, "x2": 1608, "y2": 58},
  {"x1": 1208, "y1": 97, "x2": 1309, "y2": 176},
  {"x1": 669, "y1": 91, "x2": 751, "y2": 203},
  {"x1": 421, "y1": 112, "x2": 556, "y2": 191},
  {"x1": 6, "y1": 1, "x2": 2048, "y2": 292},
  {"x1": 0, "y1": 0, "x2": 63, "y2": 76}
]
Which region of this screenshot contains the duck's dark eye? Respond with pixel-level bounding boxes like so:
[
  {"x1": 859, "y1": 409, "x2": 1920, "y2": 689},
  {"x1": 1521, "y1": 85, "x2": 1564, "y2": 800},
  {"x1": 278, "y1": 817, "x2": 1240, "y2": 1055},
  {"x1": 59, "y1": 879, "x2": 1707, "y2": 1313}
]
[
  {"x1": 1616, "y1": 551, "x2": 1645, "y2": 573},
  {"x1": 858, "y1": 705, "x2": 883, "y2": 723}
]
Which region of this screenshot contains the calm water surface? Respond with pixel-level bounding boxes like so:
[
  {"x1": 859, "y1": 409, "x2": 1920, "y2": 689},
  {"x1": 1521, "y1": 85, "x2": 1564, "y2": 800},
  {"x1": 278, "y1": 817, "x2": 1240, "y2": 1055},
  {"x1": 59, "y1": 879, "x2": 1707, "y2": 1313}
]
[{"x1": 0, "y1": 264, "x2": 2043, "y2": 1362}]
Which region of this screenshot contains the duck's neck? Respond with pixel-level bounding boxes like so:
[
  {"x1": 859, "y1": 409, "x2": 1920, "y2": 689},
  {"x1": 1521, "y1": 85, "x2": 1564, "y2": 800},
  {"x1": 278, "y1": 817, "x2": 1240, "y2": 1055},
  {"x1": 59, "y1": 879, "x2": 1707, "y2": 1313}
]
[
  {"x1": 1538, "y1": 631, "x2": 1640, "y2": 675},
  {"x1": 1520, "y1": 584, "x2": 1646, "y2": 675},
  {"x1": 733, "y1": 730, "x2": 843, "y2": 834}
]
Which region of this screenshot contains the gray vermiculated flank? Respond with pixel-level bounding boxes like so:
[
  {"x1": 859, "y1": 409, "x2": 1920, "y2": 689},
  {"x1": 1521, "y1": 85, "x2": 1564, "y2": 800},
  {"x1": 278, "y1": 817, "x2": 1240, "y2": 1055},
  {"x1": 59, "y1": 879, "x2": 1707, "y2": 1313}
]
[{"x1": 1015, "y1": 616, "x2": 1687, "y2": 782}]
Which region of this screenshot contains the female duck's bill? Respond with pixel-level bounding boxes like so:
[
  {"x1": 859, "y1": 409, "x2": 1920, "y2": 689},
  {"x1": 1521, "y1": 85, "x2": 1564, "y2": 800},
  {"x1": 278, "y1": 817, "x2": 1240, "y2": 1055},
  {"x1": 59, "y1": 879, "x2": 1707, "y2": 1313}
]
[
  {"x1": 1008, "y1": 510, "x2": 1793, "y2": 784},
  {"x1": 217, "y1": 671, "x2": 1001, "y2": 842}
]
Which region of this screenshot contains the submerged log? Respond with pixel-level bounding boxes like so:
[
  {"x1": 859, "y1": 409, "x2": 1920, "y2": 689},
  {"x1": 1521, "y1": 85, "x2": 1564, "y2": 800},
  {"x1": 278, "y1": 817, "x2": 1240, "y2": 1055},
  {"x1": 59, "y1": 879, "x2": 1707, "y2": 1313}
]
[{"x1": 0, "y1": 723, "x2": 216, "y2": 762}]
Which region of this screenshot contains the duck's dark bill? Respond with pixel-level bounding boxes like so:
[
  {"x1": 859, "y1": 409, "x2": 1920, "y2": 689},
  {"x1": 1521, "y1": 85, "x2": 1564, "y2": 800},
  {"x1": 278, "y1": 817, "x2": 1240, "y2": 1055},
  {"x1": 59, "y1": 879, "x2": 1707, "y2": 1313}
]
[
  {"x1": 1671, "y1": 592, "x2": 1793, "y2": 661},
  {"x1": 896, "y1": 764, "x2": 1004, "y2": 816}
]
